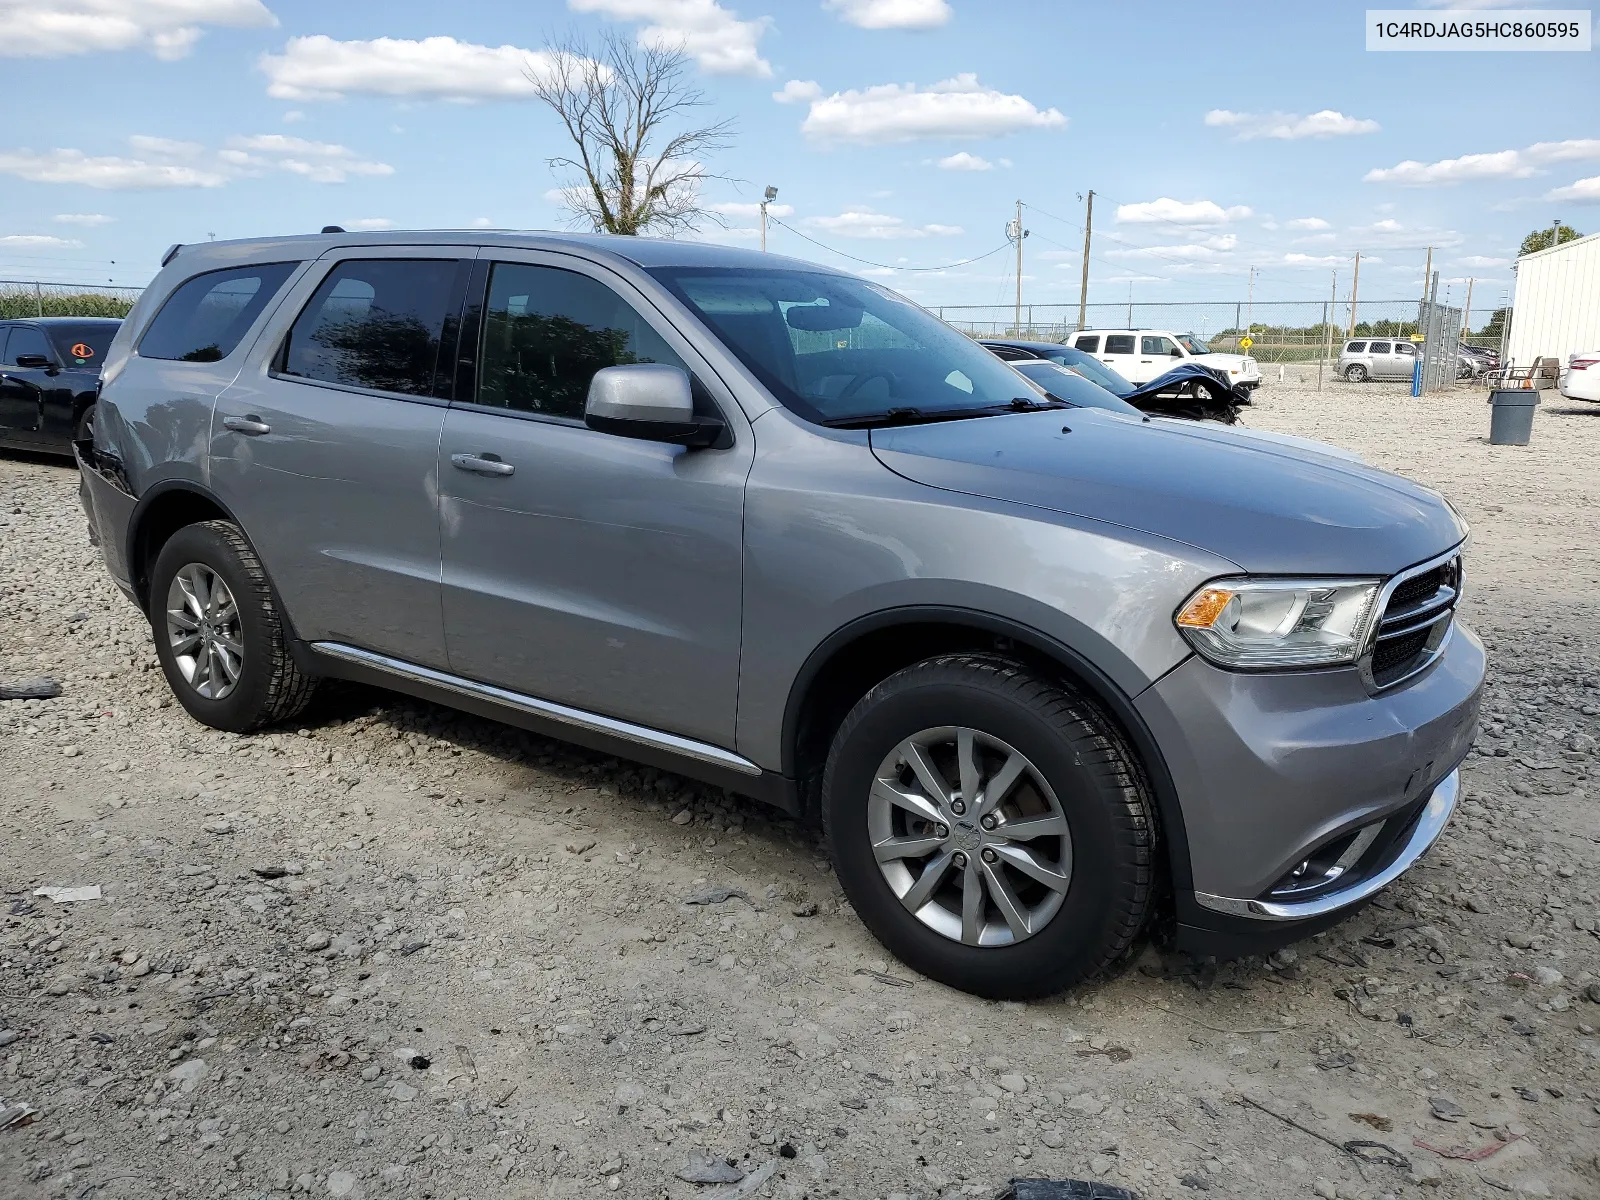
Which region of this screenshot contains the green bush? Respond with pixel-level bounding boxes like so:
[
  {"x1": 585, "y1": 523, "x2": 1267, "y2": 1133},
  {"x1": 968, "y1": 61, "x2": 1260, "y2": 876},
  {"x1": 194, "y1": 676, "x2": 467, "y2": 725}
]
[{"x1": 0, "y1": 289, "x2": 137, "y2": 320}]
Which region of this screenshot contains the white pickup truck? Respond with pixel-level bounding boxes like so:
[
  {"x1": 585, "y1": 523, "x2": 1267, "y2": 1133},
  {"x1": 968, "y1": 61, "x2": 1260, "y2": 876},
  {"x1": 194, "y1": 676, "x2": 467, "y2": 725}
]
[{"x1": 1067, "y1": 328, "x2": 1261, "y2": 391}]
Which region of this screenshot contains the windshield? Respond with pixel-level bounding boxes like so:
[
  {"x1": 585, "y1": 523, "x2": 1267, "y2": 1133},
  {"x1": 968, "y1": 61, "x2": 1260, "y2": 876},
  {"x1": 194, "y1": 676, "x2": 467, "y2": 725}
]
[
  {"x1": 1011, "y1": 361, "x2": 1142, "y2": 416},
  {"x1": 1038, "y1": 346, "x2": 1135, "y2": 396},
  {"x1": 649, "y1": 266, "x2": 1039, "y2": 425},
  {"x1": 1177, "y1": 333, "x2": 1211, "y2": 355},
  {"x1": 47, "y1": 322, "x2": 119, "y2": 368}
]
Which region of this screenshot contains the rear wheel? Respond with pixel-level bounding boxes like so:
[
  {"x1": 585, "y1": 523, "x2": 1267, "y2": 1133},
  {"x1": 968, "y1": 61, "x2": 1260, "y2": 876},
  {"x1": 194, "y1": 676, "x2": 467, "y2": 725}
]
[
  {"x1": 149, "y1": 520, "x2": 317, "y2": 733},
  {"x1": 1344, "y1": 364, "x2": 1368, "y2": 383},
  {"x1": 822, "y1": 655, "x2": 1156, "y2": 999}
]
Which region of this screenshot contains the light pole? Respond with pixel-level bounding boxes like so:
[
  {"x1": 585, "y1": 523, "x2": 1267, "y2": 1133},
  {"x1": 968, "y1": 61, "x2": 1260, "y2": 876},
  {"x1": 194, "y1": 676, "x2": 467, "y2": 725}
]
[{"x1": 760, "y1": 185, "x2": 778, "y2": 252}]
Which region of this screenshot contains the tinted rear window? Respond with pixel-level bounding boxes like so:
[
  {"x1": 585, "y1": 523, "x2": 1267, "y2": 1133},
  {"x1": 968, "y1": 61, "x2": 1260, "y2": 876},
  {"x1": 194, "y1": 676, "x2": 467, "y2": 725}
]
[
  {"x1": 48, "y1": 323, "x2": 119, "y2": 366},
  {"x1": 1346, "y1": 341, "x2": 1367, "y2": 353},
  {"x1": 281, "y1": 259, "x2": 462, "y2": 397},
  {"x1": 1104, "y1": 335, "x2": 1136, "y2": 354},
  {"x1": 1074, "y1": 335, "x2": 1100, "y2": 353},
  {"x1": 1369, "y1": 341, "x2": 1391, "y2": 354},
  {"x1": 140, "y1": 263, "x2": 298, "y2": 363}
]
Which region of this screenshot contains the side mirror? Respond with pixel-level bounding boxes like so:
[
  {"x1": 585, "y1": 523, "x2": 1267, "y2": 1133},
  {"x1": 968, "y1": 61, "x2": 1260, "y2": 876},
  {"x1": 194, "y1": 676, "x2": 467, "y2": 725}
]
[
  {"x1": 1170, "y1": 348, "x2": 1183, "y2": 357},
  {"x1": 14, "y1": 354, "x2": 57, "y2": 373},
  {"x1": 584, "y1": 364, "x2": 725, "y2": 448}
]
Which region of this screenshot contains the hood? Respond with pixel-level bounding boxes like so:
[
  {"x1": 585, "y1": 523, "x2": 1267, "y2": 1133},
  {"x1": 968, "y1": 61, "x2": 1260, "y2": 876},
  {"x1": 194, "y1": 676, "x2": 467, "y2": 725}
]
[
  {"x1": 870, "y1": 408, "x2": 1465, "y2": 575},
  {"x1": 1150, "y1": 418, "x2": 1365, "y2": 464}
]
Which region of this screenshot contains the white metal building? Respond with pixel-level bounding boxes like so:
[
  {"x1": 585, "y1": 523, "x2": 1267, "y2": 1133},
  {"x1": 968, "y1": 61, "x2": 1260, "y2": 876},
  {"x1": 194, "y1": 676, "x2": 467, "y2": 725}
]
[{"x1": 1506, "y1": 231, "x2": 1600, "y2": 367}]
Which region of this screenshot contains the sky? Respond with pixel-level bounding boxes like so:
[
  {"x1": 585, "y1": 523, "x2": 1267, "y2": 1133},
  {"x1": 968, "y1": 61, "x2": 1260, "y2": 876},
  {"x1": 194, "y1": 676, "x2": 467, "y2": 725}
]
[{"x1": 1, "y1": 0, "x2": 1596, "y2": 319}]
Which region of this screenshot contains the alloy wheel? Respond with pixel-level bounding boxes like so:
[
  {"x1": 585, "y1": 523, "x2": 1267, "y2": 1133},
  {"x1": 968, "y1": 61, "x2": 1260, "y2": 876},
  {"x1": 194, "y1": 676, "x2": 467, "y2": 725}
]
[
  {"x1": 165, "y1": 563, "x2": 244, "y2": 700},
  {"x1": 867, "y1": 726, "x2": 1073, "y2": 947}
]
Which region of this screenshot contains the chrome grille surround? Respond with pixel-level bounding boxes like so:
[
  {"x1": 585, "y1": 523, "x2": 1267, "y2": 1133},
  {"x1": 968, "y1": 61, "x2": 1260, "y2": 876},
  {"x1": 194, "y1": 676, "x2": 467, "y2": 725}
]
[{"x1": 1359, "y1": 547, "x2": 1464, "y2": 692}]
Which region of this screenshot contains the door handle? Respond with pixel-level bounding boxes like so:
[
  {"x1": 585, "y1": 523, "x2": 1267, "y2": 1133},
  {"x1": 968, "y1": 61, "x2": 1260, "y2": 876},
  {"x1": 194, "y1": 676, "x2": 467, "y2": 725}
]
[
  {"x1": 223, "y1": 415, "x2": 271, "y2": 435},
  {"x1": 451, "y1": 452, "x2": 515, "y2": 477}
]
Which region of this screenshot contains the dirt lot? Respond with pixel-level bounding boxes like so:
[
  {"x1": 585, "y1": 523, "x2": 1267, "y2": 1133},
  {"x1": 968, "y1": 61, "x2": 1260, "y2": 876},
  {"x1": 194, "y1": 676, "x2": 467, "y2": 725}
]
[{"x1": 1, "y1": 379, "x2": 1597, "y2": 1200}]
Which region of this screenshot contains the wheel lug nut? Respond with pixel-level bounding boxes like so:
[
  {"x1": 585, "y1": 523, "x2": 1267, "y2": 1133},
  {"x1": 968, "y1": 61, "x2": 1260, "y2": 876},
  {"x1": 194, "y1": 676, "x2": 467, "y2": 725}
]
[
  {"x1": 952, "y1": 852, "x2": 967, "y2": 868},
  {"x1": 950, "y1": 800, "x2": 966, "y2": 816},
  {"x1": 981, "y1": 847, "x2": 999, "y2": 864},
  {"x1": 980, "y1": 815, "x2": 997, "y2": 831},
  {"x1": 935, "y1": 824, "x2": 949, "y2": 838}
]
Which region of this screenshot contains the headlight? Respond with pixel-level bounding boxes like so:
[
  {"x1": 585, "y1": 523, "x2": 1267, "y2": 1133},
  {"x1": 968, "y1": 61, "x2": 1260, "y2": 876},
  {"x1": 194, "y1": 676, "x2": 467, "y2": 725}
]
[{"x1": 1175, "y1": 577, "x2": 1381, "y2": 669}]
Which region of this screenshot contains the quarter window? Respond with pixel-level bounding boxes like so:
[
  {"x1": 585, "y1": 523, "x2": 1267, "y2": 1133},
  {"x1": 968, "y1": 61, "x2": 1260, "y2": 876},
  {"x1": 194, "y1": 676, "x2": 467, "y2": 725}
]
[
  {"x1": 1103, "y1": 335, "x2": 1136, "y2": 354},
  {"x1": 477, "y1": 262, "x2": 688, "y2": 420},
  {"x1": 282, "y1": 259, "x2": 461, "y2": 396},
  {"x1": 139, "y1": 263, "x2": 298, "y2": 363},
  {"x1": 1073, "y1": 335, "x2": 1100, "y2": 353}
]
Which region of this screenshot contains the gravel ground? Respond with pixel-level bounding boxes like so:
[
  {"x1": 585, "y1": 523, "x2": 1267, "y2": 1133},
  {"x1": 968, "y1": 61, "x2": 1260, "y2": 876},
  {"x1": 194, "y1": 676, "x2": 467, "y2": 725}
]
[{"x1": 1, "y1": 378, "x2": 1597, "y2": 1200}]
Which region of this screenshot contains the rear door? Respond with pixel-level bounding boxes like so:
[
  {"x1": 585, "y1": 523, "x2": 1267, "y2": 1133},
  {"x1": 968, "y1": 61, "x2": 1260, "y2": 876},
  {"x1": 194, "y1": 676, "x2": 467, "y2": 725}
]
[
  {"x1": 437, "y1": 252, "x2": 750, "y2": 746},
  {"x1": 209, "y1": 250, "x2": 471, "y2": 670},
  {"x1": 0, "y1": 325, "x2": 54, "y2": 439},
  {"x1": 1366, "y1": 341, "x2": 1393, "y2": 377},
  {"x1": 1100, "y1": 333, "x2": 1140, "y2": 381}
]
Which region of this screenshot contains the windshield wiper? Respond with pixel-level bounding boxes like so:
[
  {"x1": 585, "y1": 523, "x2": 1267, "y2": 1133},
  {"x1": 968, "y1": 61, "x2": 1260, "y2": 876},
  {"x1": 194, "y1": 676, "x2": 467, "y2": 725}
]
[{"x1": 822, "y1": 397, "x2": 1065, "y2": 429}]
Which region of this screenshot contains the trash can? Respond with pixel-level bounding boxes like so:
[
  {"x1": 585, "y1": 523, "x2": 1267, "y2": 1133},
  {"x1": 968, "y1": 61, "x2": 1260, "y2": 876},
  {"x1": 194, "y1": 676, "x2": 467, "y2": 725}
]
[{"x1": 1488, "y1": 388, "x2": 1540, "y2": 445}]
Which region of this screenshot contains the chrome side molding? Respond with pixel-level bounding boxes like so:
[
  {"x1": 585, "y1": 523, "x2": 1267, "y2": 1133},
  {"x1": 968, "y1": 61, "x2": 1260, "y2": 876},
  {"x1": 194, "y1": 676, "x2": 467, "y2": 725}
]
[
  {"x1": 1195, "y1": 769, "x2": 1459, "y2": 921},
  {"x1": 311, "y1": 641, "x2": 762, "y2": 777}
]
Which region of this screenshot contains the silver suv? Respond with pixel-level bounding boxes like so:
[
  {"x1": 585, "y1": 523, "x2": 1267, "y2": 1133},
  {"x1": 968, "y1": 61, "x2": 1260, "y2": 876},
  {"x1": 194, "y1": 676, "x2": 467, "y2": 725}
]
[
  {"x1": 79, "y1": 232, "x2": 1483, "y2": 998},
  {"x1": 1338, "y1": 337, "x2": 1421, "y2": 382}
]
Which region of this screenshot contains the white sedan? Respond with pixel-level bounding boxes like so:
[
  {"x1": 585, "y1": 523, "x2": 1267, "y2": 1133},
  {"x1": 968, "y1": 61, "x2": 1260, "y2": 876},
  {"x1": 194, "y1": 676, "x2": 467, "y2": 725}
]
[{"x1": 1560, "y1": 350, "x2": 1600, "y2": 402}]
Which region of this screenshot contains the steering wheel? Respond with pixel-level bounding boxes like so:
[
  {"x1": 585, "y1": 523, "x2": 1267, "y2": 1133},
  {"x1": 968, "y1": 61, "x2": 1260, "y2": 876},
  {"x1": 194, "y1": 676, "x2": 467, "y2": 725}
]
[{"x1": 838, "y1": 370, "x2": 895, "y2": 402}]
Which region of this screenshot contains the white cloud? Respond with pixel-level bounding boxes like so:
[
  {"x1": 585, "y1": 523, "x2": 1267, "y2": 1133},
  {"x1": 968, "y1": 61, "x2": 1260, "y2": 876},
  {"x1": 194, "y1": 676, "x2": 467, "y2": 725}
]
[
  {"x1": 0, "y1": 133, "x2": 391, "y2": 189},
  {"x1": 0, "y1": 0, "x2": 275, "y2": 60},
  {"x1": 1204, "y1": 108, "x2": 1379, "y2": 140},
  {"x1": 1285, "y1": 216, "x2": 1330, "y2": 231},
  {"x1": 343, "y1": 217, "x2": 395, "y2": 230},
  {"x1": 1106, "y1": 233, "x2": 1238, "y2": 263},
  {"x1": 1115, "y1": 197, "x2": 1251, "y2": 225},
  {"x1": 282, "y1": 109, "x2": 305, "y2": 123},
  {"x1": 1547, "y1": 175, "x2": 1600, "y2": 204},
  {"x1": 823, "y1": 0, "x2": 951, "y2": 29},
  {"x1": 0, "y1": 233, "x2": 84, "y2": 248},
  {"x1": 1364, "y1": 138, "x2": 1600, "y2": 186},
  {"x1": 708, "y1": 200, "x2": 793, "y2": 217},
  {"x1": 1453, "y1": 255, "x2": 1511, "y2": 268},
  {"x1": 772, "y1": 78, "x2": 821, "y2": 104},
  {"x1": 1282, "y1": 253, "x2": 1347, "y2": 267},
  {"x1": 570, "y1": 0, "x2": 772, "y2": 77},
  {"x1": 934, "y1": 151, "x2": 992, "y2": 171},
  {"x1": 1350, "y1": 218, "x2": 1463, "y2": 249},
  {"x1": 469, "y1": 217, "x2": 495, "y2": 228},
  {"x1": 800, "y1": 74, "x2": 1066, "y2": 145},
  {"x1": 52, "y1": 212, "x2": 114, "y2": 225},
  {"x1": 260, "y1": 35, "x2": 567, "y2": 102},
  {"x1": 0, "y1": 147, "x2": 229, "y2": 188},
  {"x1": 805, "y1": 210, "x2": 962, "y2": 238}
]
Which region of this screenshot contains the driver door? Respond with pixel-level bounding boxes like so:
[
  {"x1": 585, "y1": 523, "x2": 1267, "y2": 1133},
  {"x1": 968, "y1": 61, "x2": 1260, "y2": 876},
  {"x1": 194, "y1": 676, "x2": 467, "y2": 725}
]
[{"x1": 438, "y1": 253, "x2": 751, "y2": 747}]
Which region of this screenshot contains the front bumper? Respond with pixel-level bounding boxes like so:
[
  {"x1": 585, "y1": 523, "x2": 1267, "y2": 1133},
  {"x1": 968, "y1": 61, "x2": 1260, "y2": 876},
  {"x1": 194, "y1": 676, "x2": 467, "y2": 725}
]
[{"x1": 1137, "y1": 616, "x2": 1483, "y2": 958}]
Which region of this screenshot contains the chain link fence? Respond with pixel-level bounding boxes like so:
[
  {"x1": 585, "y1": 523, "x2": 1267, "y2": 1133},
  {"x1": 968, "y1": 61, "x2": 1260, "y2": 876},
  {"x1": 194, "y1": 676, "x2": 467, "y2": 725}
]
[
  {"x1": 0, "y1": 280, "x2": 142, "y2": 320},
  {"x1": 934, "y1": 299, "x2": 1507, "y2": 366}
]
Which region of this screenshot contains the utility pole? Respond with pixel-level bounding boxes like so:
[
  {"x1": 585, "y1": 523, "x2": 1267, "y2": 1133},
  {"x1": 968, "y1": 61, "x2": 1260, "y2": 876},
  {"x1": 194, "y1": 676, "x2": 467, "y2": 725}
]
[
  {"x1": 1007, "y1": 199, "x2": 1027, "y2": 333},
  {"x1": 759, "y1": 185, "x2": 778, "y2": 252},
  {"x1": 1421, "y1": 245, "x2": 1432, "y2": 302},
  {"x1": 1126, "y1": 281, "x2": 1133, "y2": 328},
  {"x1": 1246, "y1": 265, "x2": 1256, "y2": 335},
  {"x1": 1077, "y1": 190, "x2": 1094, "y2": 333},
  {"x1": 1348, "y1": 251, "x2": 1361, "y2": 337},
  {"x1": 1319, "y1": 269, "x2": 1337, "y2": 390},
  {"x1": 1462, "y1": 276, "x2": 1475, "y2": 339},
  {"x1": 1549, "y1": 217, "x2": 1561, "y2": 251}
]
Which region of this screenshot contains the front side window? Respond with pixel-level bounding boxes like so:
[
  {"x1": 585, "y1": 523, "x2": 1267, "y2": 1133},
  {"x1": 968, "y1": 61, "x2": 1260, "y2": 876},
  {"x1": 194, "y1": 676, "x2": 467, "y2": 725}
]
[
  {"x1": 1141, "y1": 335, "x2": 1176, "y2": 355},
  {"x1": 1177, "y1": 334, "x2": 1211, "y2": 355},
  {"x1": 1396, "y1": 342, "x2": 1418, "y2": 356},
  {"x1": 1073, "y1": 334, "x2": 1100, "y2": 353},
  {"x1": 282, "y1": 259, "x2": 461, "y2": 396},
  {"x1": 1103, "y1": 335, "x2": 1136, "y2": 354},
  {"x1": 477, "y1": 263, "x2": 688, "y2": 420},
  {"x1": 650, "y1": 266, "x2": 1037, "y2": 426},
  {"x1": 1369, "y1": 341, "x2": 1392, "y2": 354},
  {"x1": 4, "y1": 326, "x2": 52, "y2": 364},
  {"x1": 140, "y1": 263, "x2": 298, "y2": 363}
]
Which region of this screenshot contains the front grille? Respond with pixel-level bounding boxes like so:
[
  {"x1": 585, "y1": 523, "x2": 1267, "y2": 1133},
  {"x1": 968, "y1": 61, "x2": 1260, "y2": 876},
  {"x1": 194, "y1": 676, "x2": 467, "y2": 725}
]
[{"x1": 1365, "y1": 554, "x2": 1461, "y2": 689}]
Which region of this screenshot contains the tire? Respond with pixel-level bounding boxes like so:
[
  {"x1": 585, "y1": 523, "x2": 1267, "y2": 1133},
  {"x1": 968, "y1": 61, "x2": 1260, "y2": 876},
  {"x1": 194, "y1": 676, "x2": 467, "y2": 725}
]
[
  {"x1": 74, "y1": 404, "x2": 95, "y2": 444},
  {"x1": 822, "y1": 654, "x2": 1155, "y2": 1000},
  {"x1": 149, "y1": 520, "x2": 318, "y2": 733},
  {"x1": 1344, "y1": 364, "x2": 1368, "y2": 383}
]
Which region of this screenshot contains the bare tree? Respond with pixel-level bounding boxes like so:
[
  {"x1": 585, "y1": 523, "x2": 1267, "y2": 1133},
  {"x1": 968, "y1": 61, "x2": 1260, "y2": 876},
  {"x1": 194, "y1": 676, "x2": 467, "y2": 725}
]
[{"x1": 529, "y1": 33, "x2": 733, "y2": 236}]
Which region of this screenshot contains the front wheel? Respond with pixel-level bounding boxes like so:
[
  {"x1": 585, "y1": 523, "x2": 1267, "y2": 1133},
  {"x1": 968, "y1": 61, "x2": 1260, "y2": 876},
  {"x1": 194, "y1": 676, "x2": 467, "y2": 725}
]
[
  {"x1": 149, "y1": 520, "x2": 318, "y2": 733},
  {"x1": 822, "y1": 655, "x2": 1156, "y2": 999}
]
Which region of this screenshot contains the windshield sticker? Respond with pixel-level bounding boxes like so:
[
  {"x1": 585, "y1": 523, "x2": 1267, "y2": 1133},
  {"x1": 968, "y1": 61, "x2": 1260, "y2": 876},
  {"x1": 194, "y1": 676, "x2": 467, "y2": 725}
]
[{"x1": 70, "y1": 343, "x2": 95, "y2": 359}]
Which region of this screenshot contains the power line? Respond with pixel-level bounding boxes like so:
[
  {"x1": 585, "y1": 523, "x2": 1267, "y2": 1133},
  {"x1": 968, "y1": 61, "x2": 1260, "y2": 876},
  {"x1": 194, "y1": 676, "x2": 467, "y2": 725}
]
[{"x1": 765, "y1": 215, "x2": 1012, "y2": 273}]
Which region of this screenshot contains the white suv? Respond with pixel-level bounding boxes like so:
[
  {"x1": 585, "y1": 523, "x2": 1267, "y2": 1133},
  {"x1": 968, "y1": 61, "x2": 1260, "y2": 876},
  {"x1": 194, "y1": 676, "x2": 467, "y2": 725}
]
[{"x1": 1069, "y1": 329, "x2": 1261, "y2": 391}]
